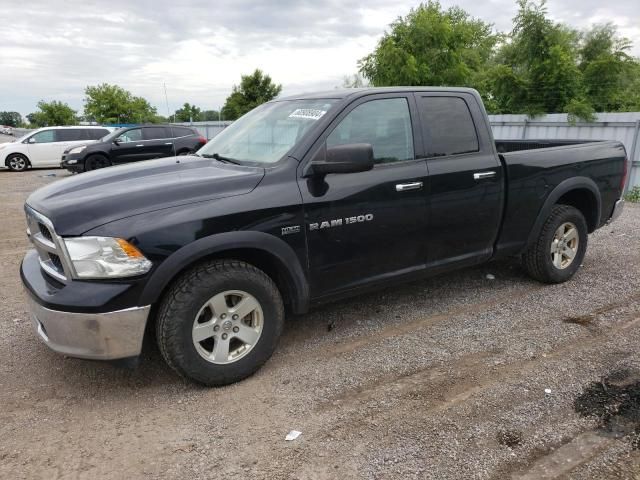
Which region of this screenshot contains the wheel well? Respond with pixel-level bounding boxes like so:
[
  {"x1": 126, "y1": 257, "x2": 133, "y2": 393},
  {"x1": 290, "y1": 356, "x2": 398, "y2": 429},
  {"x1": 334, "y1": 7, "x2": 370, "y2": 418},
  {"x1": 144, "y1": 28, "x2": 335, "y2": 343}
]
[
  {"x1": 158, "y1": 248, "x2": 296, "y2": 312},
  {"x1": 5, "y1": 153, "x2": 30, "y2": 167},
  {"x1": 557, "y1": 189, "x2": 598, "y2": 232}
]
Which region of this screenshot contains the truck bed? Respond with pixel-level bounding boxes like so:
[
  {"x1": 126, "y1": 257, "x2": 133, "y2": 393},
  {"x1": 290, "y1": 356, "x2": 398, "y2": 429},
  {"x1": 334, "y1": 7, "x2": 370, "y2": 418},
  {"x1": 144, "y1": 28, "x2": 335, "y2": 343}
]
[
  {"x1": 495, "y1": 139, "x2": 598, "y2": 153},
  {"x1": 493, "y1": 139, "x2": 627, "y2": 257}
]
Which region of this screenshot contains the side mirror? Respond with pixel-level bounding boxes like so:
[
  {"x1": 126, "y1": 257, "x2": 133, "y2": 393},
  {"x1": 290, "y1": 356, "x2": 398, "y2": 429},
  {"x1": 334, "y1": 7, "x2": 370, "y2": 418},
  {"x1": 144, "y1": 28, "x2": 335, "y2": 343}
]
[
  {"x1": 28, "y1": 137, "x2": 36, "y2": 144},
  {"x1": 113, "y1": 139, "x2": 121, "y2": 145},
  {"x1": 304, "y1": 143, "x2": 374, "y2": 177}
]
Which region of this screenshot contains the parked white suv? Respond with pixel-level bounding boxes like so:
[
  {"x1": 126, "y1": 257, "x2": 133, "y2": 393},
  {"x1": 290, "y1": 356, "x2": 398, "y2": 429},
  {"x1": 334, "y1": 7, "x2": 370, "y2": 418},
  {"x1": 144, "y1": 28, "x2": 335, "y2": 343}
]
[{"x1": 0, "y1": 126, "x2": 111, "y2": 171}]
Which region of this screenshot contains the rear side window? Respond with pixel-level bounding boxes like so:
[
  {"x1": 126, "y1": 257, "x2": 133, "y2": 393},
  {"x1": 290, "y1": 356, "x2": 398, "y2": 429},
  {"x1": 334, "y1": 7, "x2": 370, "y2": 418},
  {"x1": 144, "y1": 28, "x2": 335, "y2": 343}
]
[
  {"x1": 84, "y1": 129, "x2": 109, "y2": 140},
  {"x1": 417, "y1": 96, "x2": 479, "y2": 157},
  {"x1": 56, "y1": 129, "x2": 84, "y2": 141},
  {"x1": 327, "y1": 98, "x2": 414, "y2": 164},
  {"x1": 144, "y1": 127, "x2": 169, "y2": 140},
  {"x1": 167, "y1": 126, "x2": 195, "y2": 138}
]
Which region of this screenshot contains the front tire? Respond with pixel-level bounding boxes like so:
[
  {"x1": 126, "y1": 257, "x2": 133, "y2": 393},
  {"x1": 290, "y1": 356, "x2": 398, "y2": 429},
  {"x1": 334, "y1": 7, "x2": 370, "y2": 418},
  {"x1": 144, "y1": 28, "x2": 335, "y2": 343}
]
[
  {"x1": 6, "y1": 153, "x2": 29, "y2": 172},
  {"x1": 84, "y1": 154, "x2": 111, "y2": 171},
  {"x1": 523, "y1": 205, "x2": 588, "y2": 284},
  {"x1": 156, "y1": 260, "x2": 285, "y2": 386}
]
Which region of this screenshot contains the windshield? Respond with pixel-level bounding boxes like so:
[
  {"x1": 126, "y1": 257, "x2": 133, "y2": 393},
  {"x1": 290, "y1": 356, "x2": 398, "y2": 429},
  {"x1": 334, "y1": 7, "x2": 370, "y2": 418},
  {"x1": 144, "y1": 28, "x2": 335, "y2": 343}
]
[{"x1": 198, "y1": 99, "x2": 338, "y2": 165}]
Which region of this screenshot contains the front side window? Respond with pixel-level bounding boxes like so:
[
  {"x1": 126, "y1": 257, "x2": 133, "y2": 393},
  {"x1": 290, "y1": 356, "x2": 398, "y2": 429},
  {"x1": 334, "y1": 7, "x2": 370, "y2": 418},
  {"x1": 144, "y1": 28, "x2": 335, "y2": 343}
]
[
  {"x1": 117, "y1": 128, "x2": 142, "y2": 143},
  {"x1": 417, "y1": 96, "x2": 479, "y2": 157},
  {"x1": 30, "y1": 130, "x2": 56, "y2": 143},
  {"x1": 198, "y1": 99, "x2": 338, "y2": 165},
  {"x1": 327, "y1": 98, "x2": 414, "y2": 164}
]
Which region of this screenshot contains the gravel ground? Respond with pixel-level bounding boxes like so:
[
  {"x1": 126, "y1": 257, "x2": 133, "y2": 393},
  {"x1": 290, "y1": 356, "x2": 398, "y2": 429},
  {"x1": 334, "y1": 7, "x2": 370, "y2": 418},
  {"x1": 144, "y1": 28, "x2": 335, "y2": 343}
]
[{"x1": 1, "y1": 168, "x2": 639, "y2": 479}]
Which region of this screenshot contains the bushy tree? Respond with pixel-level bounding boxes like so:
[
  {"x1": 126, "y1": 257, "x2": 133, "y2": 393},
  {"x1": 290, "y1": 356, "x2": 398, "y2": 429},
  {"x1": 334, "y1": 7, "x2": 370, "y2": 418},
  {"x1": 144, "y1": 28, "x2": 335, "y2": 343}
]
[
  {"x1": 358, "y1": 0, "x2": 640, "y2": 120},
  {"x1": 579, "y1": 24, "x2": 640, "y2": 112},
  {"x1": 486, "y1": 1, "x2": 640, "y2": 119},
  {"x1": 201, "y1": 110, "x2": 222, "y2": 121},
  {"x1": 221, "y1": 69, "x2": 282, "y2": 120},
  {"x1": 84, "y1": 84, "x2": 158, "y2": 124},
  {"x1": 0, "y1": 111, "x2": 22, "y2": 127},
  {"x1": 358, "y1": 1, "x2": 499, "y2": 90},
  {"x1": 27, "y1": 101, "x2": 77, "y2": 127},
  {"x1": 174, "y1": 103, "x2": 202, "y2": 122}
]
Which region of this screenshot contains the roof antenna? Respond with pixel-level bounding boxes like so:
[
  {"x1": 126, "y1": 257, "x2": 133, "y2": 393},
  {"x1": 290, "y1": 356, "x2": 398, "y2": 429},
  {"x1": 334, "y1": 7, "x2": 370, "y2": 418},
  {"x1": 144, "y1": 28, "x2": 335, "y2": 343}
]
[{"x1": 163, "y1": 82, "x2": 177, "y2": 157}]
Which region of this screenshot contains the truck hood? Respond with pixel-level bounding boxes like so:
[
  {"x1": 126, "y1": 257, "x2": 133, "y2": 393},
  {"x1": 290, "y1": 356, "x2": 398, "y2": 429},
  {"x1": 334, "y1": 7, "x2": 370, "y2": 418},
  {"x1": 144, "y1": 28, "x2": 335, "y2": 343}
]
[{"x1": 26, "y1": 156, "x2": 265, "y2": 235}]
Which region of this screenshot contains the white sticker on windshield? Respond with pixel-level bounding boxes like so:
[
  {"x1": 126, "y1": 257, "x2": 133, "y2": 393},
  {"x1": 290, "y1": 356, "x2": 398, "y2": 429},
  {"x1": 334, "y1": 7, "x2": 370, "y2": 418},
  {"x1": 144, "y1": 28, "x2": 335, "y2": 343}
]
[{"x1": 289, "y1": 109, "x2": 327, "y2": 120}]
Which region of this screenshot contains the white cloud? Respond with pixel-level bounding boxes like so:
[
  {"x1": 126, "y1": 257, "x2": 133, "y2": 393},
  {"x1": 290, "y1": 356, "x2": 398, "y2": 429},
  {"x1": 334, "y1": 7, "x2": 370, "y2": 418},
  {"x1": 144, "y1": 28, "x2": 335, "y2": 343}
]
[{"x1": 0, "y1": 0, "x2": 638, "y2": 118}]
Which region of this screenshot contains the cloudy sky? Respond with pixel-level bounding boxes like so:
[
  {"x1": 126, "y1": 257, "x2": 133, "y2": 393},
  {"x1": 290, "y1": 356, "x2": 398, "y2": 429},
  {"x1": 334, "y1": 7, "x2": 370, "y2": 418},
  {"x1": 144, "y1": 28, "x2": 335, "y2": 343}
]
[{"x1": 1, "y1": 0, "x2": 639, "y2": 118}]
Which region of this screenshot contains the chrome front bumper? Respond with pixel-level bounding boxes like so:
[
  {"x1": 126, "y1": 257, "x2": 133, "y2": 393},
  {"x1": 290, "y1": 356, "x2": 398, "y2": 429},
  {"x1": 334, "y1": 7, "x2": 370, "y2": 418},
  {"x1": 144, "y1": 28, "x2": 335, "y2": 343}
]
[
  {"x1": 609, "y1": 198, "x2": 625, "y2": 223},
  {"x1": 26, "y1": 296, "x2": 150, "y2": 360}
]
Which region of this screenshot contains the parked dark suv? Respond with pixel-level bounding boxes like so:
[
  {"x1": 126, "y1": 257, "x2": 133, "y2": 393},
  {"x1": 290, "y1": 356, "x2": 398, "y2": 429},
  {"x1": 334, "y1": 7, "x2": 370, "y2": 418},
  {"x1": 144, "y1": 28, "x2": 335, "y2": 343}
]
[{"x1": 61, "y1": 125, "x2": 207, "y2": 172}]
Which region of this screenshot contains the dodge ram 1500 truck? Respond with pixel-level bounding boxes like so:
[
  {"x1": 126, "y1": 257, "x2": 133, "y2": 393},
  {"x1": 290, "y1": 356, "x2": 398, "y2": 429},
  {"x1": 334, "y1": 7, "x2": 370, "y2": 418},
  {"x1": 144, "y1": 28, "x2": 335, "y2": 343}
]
[{"x1": 21, "y1": 87, "x2": 628, "y2": 386}]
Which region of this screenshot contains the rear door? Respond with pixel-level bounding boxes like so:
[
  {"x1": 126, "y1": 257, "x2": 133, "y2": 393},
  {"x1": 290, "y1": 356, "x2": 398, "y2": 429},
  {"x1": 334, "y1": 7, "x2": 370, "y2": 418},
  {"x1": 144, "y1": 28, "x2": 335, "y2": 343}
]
[
  {"x1": 298, "y1": 94, "x2": 428, "y2": 298},
  {"x1": 57, "y1": 128, "x2": 86, "y2": 156},
  {"x1": 143, "y1": 127, "x2": 174, "y2": 158},
  {"x1": 415, "y1": 93, "x2": 503, "y2": 269}
]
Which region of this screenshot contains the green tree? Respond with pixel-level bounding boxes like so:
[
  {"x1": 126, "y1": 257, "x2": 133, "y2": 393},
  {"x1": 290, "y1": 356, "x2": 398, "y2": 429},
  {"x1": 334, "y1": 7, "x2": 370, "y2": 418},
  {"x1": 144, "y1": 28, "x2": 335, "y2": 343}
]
[
  {"x1": 27, "y1": 100, "x2": 77, "y2": 127},
  {"x1": 83, "y1": 83, "x2": 158, "y2": 124},
  {"x1": 0, "y1": 112, "x2": 22, "y2": 127},
  {"x1": 579, "y1": 24, "x2": 640, "y2": 112},
  {"x1": 174, "y1": 102, "x2": 202, "y2": 122},
  {"x1": 488, "y1": 0, "x2": 590, "y2": 119},
  {"x1": 201, "y1": 110, "x2": 222, "y2": 121},
  {"x1": 358, "y1": 1, "x2": 498, "y2": 90},
  {"x1": 0, "y1": 111, "x2": 22, "y2": 127},
  {"x1": 221, "y1": 69, "x2": 282, "y2": 120}
]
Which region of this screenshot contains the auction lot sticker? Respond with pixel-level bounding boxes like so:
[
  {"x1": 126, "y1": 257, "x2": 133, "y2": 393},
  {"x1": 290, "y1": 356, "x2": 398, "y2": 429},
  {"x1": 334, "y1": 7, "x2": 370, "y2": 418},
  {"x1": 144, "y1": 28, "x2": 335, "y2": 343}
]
[{"x1": 289, "y1": 109, "x2": 327, "y2": 120}]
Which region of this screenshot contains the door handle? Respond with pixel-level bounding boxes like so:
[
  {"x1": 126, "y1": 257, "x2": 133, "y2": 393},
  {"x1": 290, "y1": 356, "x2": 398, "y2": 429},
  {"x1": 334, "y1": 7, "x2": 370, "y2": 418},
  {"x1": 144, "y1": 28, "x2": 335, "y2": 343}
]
[
  {"x1": 395, "y1": 181, "x2": 423, "y2": 192},
  {"x1": 473, "y1": 171, "x2": 496, "y2": 180},
  {"x1": 164, "y1": 142, "x2": 173, "y2": 145},
  {"x1": 136, "y1": 144, "x2": 144, "y2": 147}
]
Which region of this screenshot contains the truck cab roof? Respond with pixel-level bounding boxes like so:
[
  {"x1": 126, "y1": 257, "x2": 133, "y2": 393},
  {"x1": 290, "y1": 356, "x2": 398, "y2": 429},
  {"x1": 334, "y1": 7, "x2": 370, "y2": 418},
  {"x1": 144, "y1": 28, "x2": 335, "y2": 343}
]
[{"x1": 277, "y1": 86, "x2": 481, "y2": 102}]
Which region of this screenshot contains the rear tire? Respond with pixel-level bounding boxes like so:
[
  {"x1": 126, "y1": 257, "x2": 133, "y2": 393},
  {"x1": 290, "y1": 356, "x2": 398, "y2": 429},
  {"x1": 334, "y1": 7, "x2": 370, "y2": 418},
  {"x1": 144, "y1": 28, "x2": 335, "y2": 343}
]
[
  {"x1": 522, "y1": 205, "x2": 588, "y2": 284},
  {"x1": 156, "y1": 260, "x2": 285, "y2": 386},
  {"x1": 84, "y1": 154, "x2": 111, "y2": 171},
  {"x1": 6, "y1": 153, "x2": 29, "y2": 172}
]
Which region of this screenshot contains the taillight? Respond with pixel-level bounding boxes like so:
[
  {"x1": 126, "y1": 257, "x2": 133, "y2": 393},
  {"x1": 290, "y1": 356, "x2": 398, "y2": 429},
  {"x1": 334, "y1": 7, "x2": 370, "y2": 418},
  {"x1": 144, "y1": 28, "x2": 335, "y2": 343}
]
[
  {"x1": 198, "y1": 136, "x2": 207, "y2": 144},
  {"x1": 620, "y1": 156, "x2": 629, "y2": 193}
]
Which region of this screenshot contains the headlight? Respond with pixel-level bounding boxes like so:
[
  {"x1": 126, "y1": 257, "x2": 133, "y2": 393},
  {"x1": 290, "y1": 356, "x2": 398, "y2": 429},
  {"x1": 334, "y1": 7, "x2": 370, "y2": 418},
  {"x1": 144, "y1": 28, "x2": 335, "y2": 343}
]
[
  {"x1": 64, "y1": 237, "x2": 152, "y2": 278},
  {"x1": 66, "y1": 159, "x2": 78, "y2": 164},
  {"x1": 68, "y1": 145, "x2": 86, "y2": 154}
]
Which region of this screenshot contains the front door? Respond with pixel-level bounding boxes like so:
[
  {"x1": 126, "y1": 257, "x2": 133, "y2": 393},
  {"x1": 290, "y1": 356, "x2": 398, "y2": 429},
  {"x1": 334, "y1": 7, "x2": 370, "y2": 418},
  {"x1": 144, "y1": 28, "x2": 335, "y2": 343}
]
[
  {"x1": 415, "y1": 93, "x2": 504, "y2": 269},
  {"x1": 298, "y1": 94, "x2": 428, "y2": 298},
  {"x1": 26, "y1": 129, "x2": 64, "y2": 166},
  {"x1": 111, "y1": 128, "x2": 146, "y2": 164}
]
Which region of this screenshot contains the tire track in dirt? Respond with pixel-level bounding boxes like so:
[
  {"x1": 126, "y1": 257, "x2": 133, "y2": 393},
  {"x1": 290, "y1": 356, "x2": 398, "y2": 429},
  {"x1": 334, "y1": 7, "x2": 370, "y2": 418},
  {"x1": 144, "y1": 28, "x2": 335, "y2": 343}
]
[{"x1": 276, "y1": 299, "x2": 640, "y2": 478}]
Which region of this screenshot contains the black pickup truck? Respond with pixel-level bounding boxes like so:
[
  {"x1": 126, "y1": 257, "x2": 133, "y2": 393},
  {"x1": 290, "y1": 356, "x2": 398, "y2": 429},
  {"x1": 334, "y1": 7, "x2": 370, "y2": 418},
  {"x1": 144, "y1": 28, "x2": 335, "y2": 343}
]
[{"x1": 21, "y1": 87, "x2": 628, "y2": 386}]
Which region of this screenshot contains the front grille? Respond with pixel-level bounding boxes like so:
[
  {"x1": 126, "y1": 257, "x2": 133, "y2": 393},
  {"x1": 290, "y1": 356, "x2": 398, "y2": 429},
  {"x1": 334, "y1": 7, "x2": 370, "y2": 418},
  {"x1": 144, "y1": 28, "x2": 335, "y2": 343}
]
[{"x1": 25, "y1": 206, "x2": 70, "y2": 281}]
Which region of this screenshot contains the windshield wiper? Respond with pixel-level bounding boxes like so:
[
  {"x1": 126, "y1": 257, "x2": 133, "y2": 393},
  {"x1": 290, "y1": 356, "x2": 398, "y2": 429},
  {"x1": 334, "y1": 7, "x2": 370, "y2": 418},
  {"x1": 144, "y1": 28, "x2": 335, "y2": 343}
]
[{"x1": 200, "y1": 153, "x2": 242, "y2": 165}]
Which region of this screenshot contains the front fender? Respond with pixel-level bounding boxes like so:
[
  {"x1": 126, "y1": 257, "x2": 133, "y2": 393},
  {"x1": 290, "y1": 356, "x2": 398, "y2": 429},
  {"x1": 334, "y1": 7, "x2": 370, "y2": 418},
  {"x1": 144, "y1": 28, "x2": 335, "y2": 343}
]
[{"x1": 139, "y1": 231, "x2": 309, "y2": 313}]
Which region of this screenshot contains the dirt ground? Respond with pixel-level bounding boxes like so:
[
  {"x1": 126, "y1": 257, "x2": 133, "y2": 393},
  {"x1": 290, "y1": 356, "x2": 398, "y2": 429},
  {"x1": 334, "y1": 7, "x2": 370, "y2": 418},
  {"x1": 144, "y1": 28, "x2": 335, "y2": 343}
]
[{"x1": 1, "y1": 167, "x2": 640, "y2": 480}]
